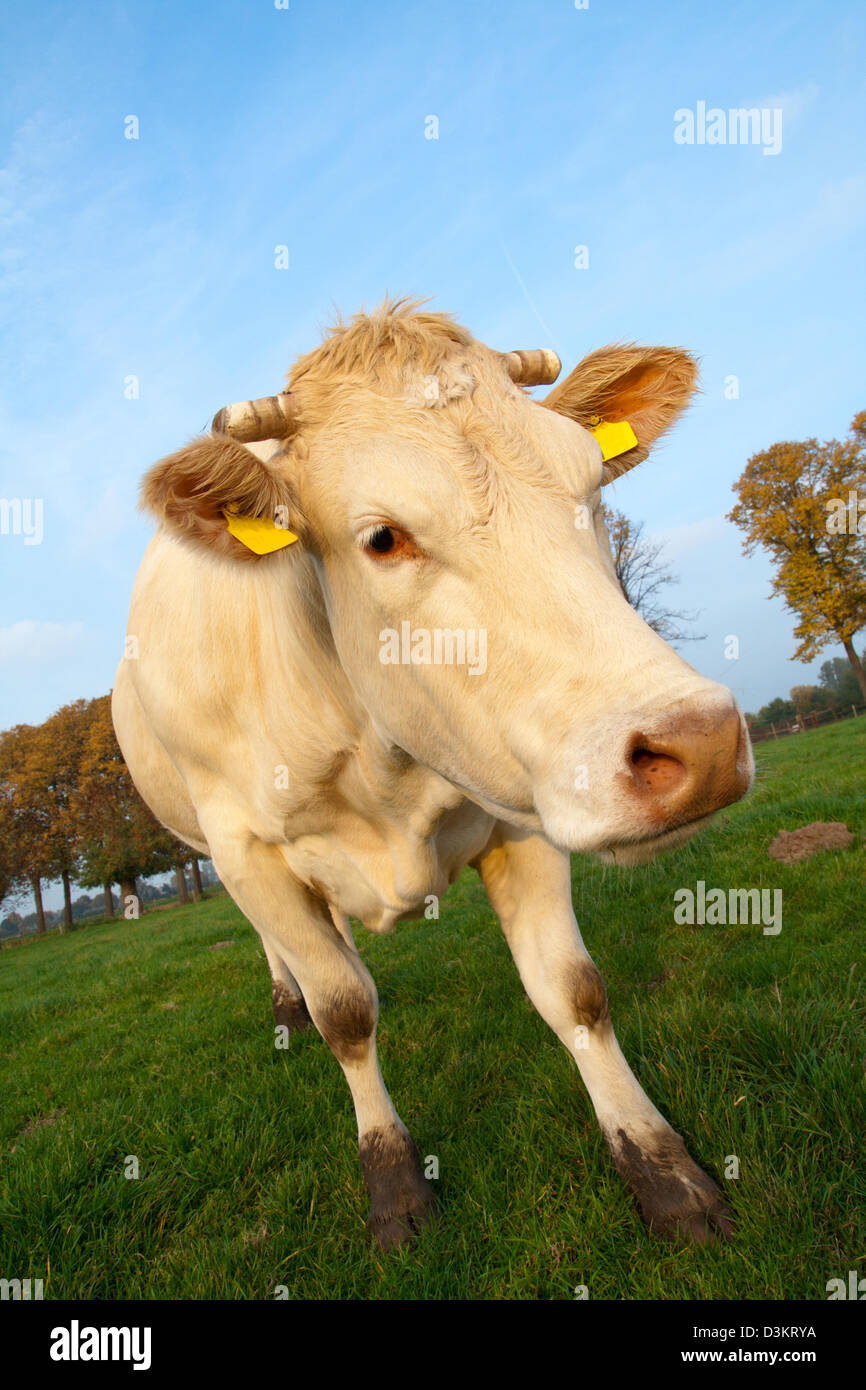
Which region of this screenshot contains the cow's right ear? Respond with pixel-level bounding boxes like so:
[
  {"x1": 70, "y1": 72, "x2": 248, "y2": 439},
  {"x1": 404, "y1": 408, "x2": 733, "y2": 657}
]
[
  {"x1": 140, "y1": 434, "x2": 305, "y2": 562},
  {"x1": 542, "y1": 343, "x2": 699, "y2": 480}
]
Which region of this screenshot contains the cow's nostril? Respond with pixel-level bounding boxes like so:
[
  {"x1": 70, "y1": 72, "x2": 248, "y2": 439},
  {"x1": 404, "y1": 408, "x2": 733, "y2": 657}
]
[{"x1": 630, "y1": 747, "x2": 687, "y2": 796}]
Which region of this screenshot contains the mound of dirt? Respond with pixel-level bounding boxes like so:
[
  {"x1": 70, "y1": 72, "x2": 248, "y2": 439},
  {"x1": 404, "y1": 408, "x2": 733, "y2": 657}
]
[{"x1": 768, "y1": 821, "x2": 854, "y2": 865}]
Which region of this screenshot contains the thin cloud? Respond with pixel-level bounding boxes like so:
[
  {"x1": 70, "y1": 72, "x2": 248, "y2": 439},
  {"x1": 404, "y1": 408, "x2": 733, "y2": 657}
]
[
  {"x1": 751, "y1": 81, "x2": 819, "y2": 121},
  {"x1": 0, "y1": 620, "x2": 84, "y2": 667}
]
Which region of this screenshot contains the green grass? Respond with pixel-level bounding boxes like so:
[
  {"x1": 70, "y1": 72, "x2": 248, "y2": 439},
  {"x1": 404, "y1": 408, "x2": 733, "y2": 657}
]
[{"x1": 1, "y1": 719, "x2": 864, "y2": 1300}]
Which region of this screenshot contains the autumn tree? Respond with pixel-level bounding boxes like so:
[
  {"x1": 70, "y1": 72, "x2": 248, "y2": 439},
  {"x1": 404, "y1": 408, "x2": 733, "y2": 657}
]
[
  {"x1": 789, "y1": 684, "x2": 830, "y2": 721},
  {"x1": 0, "y1": 775, "x2": 23, "y2": 920},
  {"x1": 0, "y1": 702, "x2": 96, "y2": 933},
  {"x1": 602, "y1": 505, "x2": 704, "y2": 645},
  {"x1": 728, "y1": 412, "x2": 866, "y2": 700},
  {"x1": 0, "y1": 723, "x2": 57, "y2": 934},
  {"x1": 31, "y1": 700, "x2": 95, "y2": 930}
]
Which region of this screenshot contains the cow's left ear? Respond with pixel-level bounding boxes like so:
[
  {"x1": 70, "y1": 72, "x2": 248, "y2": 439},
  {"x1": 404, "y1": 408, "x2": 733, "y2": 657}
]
[
  {"x1": 542, "y1": 344, "x2": 699, "y2": 481},
  {"x1": 140, "y1": 434, "x2": 307, "y2": 562}
]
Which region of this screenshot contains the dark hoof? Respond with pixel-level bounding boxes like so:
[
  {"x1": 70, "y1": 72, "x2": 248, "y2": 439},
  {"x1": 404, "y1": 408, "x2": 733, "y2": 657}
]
[
  {"x1": 367, "y1": 1192, "x2": 438, "y2": 1252},
  {"x1": 360, "y1": 1125, "x2": 438, "y2": 1251},
  {"x1": 660, "y1": 1197, "x2": 735, "y2": 1246},
  {"x1": 608, "y1": 1126, "x2": 734, "y2": 1246},
  {"x1": 272, "y1": 981, "x2": 311, "y2": 1033}
]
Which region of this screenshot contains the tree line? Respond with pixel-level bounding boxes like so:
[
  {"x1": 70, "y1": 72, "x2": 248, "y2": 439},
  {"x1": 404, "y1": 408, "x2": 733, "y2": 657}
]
[
  {"x1": 744, "y1": 651, "x2": 866, "y2": 733},
  {"x1": 0, "y1": 694, "x2": 206, "y2": 937}
]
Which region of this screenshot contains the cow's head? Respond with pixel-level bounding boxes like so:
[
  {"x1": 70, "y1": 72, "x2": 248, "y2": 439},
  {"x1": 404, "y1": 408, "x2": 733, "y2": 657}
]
[{"x1": 142, "y1": 301, "x2": 752, "y2": 862}]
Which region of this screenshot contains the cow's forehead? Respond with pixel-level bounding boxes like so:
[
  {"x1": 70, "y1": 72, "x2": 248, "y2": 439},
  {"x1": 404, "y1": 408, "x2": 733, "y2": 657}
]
[
  {"x1": 308, "y1": 430, "x2": 477, "y2": 533},
  {"x1": 297, "y1": 388, "x2": 601, "y2": 533}
]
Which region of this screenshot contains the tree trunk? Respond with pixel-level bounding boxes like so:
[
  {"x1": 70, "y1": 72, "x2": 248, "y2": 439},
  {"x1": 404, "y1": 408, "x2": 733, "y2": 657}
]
[
  {"x1": 60, "y1": 868, "x2": 73, "y2": 932},
  {"x1": 31, "y1": 875, "x2": 46, "y2": 936},
  {"x1": 175, "y1": 862, "x2": 189, "y2": 905},
  {"x1": 103, "y1": 881, "x2": 115, "y2": 919},
  {"x1": 120, "y1": 879, "x2": 139, "y2": 915},
  {"x1": 842, "y1": 638, "x2": 866, "y2": 703},
  {"x1": 190, "y1": 858, "x2": 203, "y2": 902}
]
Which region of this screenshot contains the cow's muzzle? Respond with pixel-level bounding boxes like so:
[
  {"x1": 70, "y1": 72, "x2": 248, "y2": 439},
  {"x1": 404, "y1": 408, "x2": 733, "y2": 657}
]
[{"x1": 616, "y1": 705, "x2": 752, "y2": 840}]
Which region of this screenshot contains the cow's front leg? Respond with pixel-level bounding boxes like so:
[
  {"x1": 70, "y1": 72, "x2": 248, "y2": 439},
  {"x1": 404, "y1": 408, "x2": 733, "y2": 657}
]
[
  {"x1": 261, "y1": 934, "x2": 311, "y2": 1033},
  {"x1": 475, "y1": 824, "x2": 733, "y2": 1244},
  {"x1": 204, "y1": 827, "x2": 436, "y2": 1250}
]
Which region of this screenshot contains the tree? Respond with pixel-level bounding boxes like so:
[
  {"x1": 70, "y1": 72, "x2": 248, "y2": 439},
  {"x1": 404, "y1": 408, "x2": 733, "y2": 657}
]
[
  {"x1": 31, "y1": 701, "x2": 94, "y2": 930},
  {"x1": 728, "y1": 412, "x2": 866, "y2": 700},
  {"x1": 789, "y1": 685, "x2": 830, "y2": 720},
  {"x1": 602, "y1": 505, "x2": 704, "y2": 645},
  {"x1": 752, "y1": 696, "x2": 796, "y2": 729},
  {"x1": 189, "y1": 857, "x2": 203, "y2": 902},
  {"x1": 819, "y1": 653, "x2": 863, "y2": 708},
  {"x1": 174, "y1": 860, "x2": 190, "y2": 904},
  {"x1": 0, "y1": 702, "x2": 97, "y2": 934},
  {"x1": 0, "y1": 723, "x2": 57, "y2": 934},
  {"x1": 0, "y1": 776, "x2": 23, "y2": 920}
]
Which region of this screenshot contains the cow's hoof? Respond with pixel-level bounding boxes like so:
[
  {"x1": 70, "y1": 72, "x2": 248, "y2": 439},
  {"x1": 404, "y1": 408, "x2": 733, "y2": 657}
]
[
  {"x1": 367, "y1": 1188, "x2": 438, "y2": 1252},
  {"x1": 648, "y1": 1181, "x2": 735, "y2": 1245},
  {"x1": 360, "y1": 1125, "x2": 438, "y2": 1251},
  {"x1": 608, "y1": 1126, "x2": 734, "y2": 1245},
  {"x1": 272, "y1": 982, "x2": 312, "y2": 1033}
]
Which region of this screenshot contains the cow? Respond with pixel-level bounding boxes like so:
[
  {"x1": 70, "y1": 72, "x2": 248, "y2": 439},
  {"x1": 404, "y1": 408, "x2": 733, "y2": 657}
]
[{"x1": 112, "y1": 299, "x2": 753, "y2": 1251}]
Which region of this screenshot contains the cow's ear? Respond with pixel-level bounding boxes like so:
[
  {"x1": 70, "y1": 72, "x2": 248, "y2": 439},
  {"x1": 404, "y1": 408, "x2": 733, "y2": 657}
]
[
  {"x1": 542, "y1": 344, "x2": 699, "y2": 480},
  {"x1": 140, "y1": 434, "x2": 306, "y2": 561}
]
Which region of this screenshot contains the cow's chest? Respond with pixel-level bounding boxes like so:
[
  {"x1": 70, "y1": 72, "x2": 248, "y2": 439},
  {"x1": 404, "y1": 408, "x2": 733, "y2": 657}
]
[{"x1": 279, "y1": 796, "x2": 495, "y2": 932}]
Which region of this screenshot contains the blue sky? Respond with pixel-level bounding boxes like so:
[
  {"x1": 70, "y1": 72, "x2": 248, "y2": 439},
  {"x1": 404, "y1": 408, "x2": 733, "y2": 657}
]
[{"x1": 1, "y1": 0, "x2": 864, "y2": 744}]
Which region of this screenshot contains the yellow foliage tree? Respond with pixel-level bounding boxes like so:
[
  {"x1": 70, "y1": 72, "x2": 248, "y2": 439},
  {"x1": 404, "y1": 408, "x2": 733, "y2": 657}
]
[{"x1": 728, "y1": 412, "x2": 866, "y2": 702}]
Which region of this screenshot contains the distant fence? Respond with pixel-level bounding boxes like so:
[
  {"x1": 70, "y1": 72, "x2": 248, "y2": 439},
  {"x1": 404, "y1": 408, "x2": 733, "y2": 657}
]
[{"x1": 748, "y1": 703, "x2": 865, "y2": 745}]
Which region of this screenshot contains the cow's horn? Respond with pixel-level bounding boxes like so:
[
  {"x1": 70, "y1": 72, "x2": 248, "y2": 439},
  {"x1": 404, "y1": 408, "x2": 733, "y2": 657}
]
[
  {"x1": 500, "y1": 349, "x2": 561, "y2": 386},
  {"x1": 212, "y1": 392, "x2": 297, "y2": 442}
]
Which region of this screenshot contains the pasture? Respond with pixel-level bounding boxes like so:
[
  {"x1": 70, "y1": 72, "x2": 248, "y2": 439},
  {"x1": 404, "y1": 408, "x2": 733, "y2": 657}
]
[{"x1": 1, "y1": 719, "x2": 863, "y2": 1300}]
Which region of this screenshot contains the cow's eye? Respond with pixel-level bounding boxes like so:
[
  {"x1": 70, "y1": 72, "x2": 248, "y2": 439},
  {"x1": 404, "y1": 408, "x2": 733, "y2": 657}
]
[
  {"x1": 361, "y1": 524, "x2": 422, "y2": 561},
  {"x1": 367, "y1": 526, "x2": 396, "y2": 554}
]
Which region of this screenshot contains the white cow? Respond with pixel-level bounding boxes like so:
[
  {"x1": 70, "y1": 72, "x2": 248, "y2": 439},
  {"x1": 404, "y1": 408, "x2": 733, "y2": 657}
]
[{"x1": 113, "y1": 301, "x2": 752, "y2": 1249}]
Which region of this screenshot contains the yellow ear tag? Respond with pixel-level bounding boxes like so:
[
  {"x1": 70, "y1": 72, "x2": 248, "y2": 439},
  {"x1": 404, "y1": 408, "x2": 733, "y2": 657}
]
[
  {"x1": 223, "y1": 508, "x2": 299, "y2": 555},
  {"x1": 588, "y1": 418, "x2": 638, "y2": 463}
]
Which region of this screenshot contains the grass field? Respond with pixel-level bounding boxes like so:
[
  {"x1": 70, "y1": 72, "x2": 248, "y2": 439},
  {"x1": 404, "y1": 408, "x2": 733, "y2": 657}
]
[{"x1": 1, "y1": 719, "x2": 864, "y2": 1300}]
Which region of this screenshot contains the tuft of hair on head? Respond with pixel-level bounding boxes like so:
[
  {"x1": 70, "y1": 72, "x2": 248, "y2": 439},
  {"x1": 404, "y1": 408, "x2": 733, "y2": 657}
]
[{"x1": 287, "y1": 296, "x2": 475, "y2": 401}]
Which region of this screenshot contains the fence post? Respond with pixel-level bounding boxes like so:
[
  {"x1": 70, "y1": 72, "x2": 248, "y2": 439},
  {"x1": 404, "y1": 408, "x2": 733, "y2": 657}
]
[
  {"x1": 854, "y1": 706, "x2": 858, "y2": 718},
  {"x1": 770, "y1": 722, "x2": 777, "y2": 739}
]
